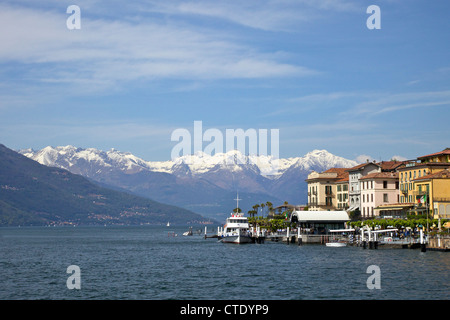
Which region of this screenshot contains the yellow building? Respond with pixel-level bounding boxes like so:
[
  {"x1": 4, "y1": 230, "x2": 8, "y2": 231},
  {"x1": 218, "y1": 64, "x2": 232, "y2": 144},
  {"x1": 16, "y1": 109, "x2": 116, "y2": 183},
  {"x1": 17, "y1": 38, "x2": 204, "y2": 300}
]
[
  {"x1": 414, "y1": 169, "x2": 450, "y2": 219},
  {"x1": 397, "y1": 148, "x2": 450, "y2": 217},
  {"x1": 306, "y1": 168, "x2": 349, "y2": 211}
]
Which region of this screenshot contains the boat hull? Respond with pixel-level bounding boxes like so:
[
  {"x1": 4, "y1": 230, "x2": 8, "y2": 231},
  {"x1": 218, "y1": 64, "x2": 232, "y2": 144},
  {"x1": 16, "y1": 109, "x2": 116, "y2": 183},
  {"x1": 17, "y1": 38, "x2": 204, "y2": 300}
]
[
  {"x1": 326, "y1": 242, "x2": 347, "y2": 247},
  {"x1": 221, "y1": 235, "x2": 253, "y2": 244}
]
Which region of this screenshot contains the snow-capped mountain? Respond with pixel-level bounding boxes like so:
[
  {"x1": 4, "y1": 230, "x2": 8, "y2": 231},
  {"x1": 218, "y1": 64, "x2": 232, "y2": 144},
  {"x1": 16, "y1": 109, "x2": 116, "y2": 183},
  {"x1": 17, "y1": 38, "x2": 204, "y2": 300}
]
[
  {"x1": 19, "y1": 146, "x2": 358, "y2": 221},
  {"x1": 20, "y1": 146, "x2": 355, "y2": 177}
]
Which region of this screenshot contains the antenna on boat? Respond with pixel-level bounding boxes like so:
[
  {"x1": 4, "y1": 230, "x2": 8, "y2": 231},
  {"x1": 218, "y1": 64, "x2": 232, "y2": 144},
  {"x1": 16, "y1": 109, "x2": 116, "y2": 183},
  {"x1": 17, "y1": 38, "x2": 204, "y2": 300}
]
[{"x1": 234, "y1": 191, "x2": 241, "y2": 213}]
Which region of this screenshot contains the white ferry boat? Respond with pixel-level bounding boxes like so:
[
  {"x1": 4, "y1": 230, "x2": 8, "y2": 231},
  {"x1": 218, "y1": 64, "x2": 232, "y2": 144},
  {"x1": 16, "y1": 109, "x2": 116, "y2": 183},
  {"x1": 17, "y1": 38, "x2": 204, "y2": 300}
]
[
  {"x1": 220, "y1": 213, "x2": 253, "y2": 244},
  {"x1": 219, "y1": 193, "x2": 253, "y2": 244}
]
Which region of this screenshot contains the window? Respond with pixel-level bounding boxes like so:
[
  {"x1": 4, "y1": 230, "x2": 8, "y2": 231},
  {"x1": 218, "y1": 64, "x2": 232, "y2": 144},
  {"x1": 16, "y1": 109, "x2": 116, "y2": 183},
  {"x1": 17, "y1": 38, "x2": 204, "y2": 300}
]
[
  {"x1": 383, "y1": 193, "x2": 388, "y2": 202},
  {"x1": 371, "y1": 194, "x2": 373, "y2": 202},
  {"x1": 395, "y1": 181, "x2": 399, "y2": 189},
  {"x1": 383, "y1": 181, "x2": 388, "y2": 189}
]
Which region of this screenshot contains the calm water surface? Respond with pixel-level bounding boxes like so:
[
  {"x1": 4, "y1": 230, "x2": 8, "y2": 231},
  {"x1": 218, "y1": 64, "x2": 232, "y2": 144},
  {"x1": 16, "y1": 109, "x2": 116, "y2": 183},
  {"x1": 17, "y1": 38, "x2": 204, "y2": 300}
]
[{"x1": 1, "y1": 225, "x2": 449, "y2": 300}]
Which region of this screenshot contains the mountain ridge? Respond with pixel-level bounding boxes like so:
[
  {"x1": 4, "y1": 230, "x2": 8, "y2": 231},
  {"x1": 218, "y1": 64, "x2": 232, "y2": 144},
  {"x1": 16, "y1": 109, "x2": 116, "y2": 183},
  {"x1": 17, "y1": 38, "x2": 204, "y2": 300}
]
[
  {"x1": 0, "y1": 144, "x2": 214, "y2": 226},
  {"x1": 20, "y1": 146, "x2": 359, "y2": 221},
  {"x1": 20, "y1": 146, "x2": 357, "y2": 177}
]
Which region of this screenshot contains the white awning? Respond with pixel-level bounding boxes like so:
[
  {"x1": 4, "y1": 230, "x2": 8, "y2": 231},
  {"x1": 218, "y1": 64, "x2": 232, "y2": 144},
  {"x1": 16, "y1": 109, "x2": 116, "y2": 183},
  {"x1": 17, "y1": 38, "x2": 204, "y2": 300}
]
[
  {"x1": 371, "y1": 228, "x2": 398, "y2": 233},
  {"x1": 329, "y1": 228, "x2": 355, "y2": 233},
  {"x1": 292, "y1": 210, "x2": 350, "y2": 222}
]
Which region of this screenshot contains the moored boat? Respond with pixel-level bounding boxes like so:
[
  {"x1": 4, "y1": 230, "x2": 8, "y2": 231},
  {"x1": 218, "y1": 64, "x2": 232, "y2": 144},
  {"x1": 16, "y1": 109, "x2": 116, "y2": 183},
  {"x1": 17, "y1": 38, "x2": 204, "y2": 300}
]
[
  {"x1": 325, "y1": 241, "x2": 347, "y2": 247},
  {"x1": 220, "y1": 213, "x2": 253, "y2": 244},
  {"x1": 219, "y1": 193, "x2": 253, "y2": 244}
]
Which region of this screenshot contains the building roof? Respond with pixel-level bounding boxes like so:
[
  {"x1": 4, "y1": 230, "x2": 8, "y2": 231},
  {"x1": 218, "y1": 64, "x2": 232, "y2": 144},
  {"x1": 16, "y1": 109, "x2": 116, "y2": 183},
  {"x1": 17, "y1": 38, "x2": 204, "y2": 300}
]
[
  {"x1": 413, "y1": 169, "x2": 450, "y2": 181},
  {"x1": 417, "y1": 148, "x2": 450, "y2": 160},
  {"x1": 324, "y1": 167, "x2": 349, "y2": 180},
  {"x1": 359, "y1": 171, "x2": 398, "y2": 180},
  {"x1": 347, "y1": 160, "x2": 406, "y2": 173},
  {"x1": 292, "y1": 210, "x2": 350, "y2": 222},
  {"x1": 378, "y1": 160, "x2": 407, "y2": 171},
  {"x1": 346, "y1": 162, "x2": 378, "y2": 172},
  {"x1": 336, "y1": 176, "x2": 349, "y2": 183},
  {"x1": 396, "y1": 162, "x2": 450, "y2": 171},
  {"x1": 306, "y1": 167, "x2": 350, "y2": 182}
]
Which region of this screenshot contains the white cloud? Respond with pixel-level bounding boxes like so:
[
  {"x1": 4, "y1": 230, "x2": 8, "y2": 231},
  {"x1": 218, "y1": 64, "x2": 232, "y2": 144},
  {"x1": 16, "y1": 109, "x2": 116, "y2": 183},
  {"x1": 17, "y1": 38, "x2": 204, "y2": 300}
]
[
  {"x1": 0, "y1": 3, "x2": 315, "y2": 95},
  {"x1": 391, "y1": 155, "x2": 408, "y2": 161},
  {"x1": 353, "y1": 90, "x2": 450, "y2": 116},
  {"x1": 355, "y1": 154, "x2": 375, "y2": 163},
  {"x1": 141, "y1": 0, "x2": 359, "y2": 31}
]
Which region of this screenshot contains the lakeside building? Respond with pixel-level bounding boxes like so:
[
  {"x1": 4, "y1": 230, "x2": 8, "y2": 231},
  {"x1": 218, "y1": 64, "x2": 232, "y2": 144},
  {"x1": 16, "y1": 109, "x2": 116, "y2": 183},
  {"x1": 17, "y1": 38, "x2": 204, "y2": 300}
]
[
  {"x1": 414, "y1": 169, "x2": 450, "y2": 220},
  {"x1": 291, "y1": 210, "x2": 350, "y2": 235},
  {"x1": 397, "y1": 148, "x2": 450, "y2": 217},
  {"x1": 360, "y1": 172, "x2": 399, "y2": 218},
  {"x1": 346, "y1": 161, "x2": 380, "y2": 214},
  {"x1": 336, "y1": 174, "x2": 349, "y2": 210},
  {"x1": 303, "y1": 149, "x2": 449, "y2": 221},
  {"x1": 306, "y1": 168, "x2": 349, "y2": 211},
  {"x1": 346, "y1": 160, "x2": 405, "y2": 215}
]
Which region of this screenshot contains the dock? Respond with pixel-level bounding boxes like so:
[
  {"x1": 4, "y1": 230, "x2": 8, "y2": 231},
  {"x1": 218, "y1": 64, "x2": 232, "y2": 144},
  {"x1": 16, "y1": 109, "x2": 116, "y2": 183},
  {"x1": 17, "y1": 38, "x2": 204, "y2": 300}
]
[{"x1": 203, "y1": 225, "x2": 449, "y2": 251}]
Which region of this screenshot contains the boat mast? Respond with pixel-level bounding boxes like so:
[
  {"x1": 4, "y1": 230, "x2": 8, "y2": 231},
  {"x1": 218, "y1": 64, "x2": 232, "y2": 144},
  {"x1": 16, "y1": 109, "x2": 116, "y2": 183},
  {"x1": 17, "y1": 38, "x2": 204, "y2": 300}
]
[{"x1": 234, "y1": 192, "x2": 241, "y2": 214}]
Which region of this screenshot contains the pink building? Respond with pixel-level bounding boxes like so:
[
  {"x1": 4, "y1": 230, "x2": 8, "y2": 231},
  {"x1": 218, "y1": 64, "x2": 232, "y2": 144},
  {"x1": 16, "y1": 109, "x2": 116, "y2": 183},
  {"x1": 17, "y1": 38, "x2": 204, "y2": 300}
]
[{"x1": 359, "y1": 172, "x2": 400, "y2": 218}]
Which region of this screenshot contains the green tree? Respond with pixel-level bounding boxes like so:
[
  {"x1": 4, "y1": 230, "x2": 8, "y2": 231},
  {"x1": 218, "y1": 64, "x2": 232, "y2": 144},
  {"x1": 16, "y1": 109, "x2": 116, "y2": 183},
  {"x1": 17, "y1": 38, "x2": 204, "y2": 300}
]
[{"x1": 252, "y1": 204, "x2": 260, "y2": 217}]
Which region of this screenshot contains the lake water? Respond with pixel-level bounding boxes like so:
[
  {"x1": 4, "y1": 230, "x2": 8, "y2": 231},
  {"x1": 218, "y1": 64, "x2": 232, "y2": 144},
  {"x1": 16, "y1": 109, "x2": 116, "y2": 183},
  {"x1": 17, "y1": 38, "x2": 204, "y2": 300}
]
[{"x1": 1, "y1": 225, "x2": 449, "y2": 300}]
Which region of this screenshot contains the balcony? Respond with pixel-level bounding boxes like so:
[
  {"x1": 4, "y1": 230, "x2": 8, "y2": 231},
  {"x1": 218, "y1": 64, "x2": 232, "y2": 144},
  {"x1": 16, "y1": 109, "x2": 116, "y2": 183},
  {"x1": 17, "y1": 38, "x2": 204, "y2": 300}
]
[
  {"x1": 315, "y1": 202, "x2": 334, "y2": 207},
  {"x1": 413, "y1": 190, "x2": 428, "y2": 197},
  {"x1": 434, "y1": 197, "x2": 450, "y2": 202}
]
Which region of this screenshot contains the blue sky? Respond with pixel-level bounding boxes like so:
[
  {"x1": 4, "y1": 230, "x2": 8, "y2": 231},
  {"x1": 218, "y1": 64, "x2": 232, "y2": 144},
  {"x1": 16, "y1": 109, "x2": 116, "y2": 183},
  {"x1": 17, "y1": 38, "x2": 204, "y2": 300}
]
[{"x1": 0, "y1": 0, "x2": 449, "y2": 162}]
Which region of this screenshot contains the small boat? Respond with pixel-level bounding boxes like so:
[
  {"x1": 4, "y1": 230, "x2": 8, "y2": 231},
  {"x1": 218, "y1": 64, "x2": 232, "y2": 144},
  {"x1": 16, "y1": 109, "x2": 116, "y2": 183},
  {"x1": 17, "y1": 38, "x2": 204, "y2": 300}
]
[
  {"x1": 183, "y1": 226, "x2": 193, "y2": 236},
  {"x1": 166, "y1": 222, "x2": 170, "y2": 227},
  {"x1": 326, "y1": 242, "x2": 347, "y2": 247}
]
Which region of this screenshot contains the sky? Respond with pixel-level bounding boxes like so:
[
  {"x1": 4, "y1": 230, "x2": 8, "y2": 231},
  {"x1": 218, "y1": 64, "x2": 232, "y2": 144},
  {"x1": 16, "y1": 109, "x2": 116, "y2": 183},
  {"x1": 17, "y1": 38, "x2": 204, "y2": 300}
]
[{"x1": 0, "y1": 0, "x2": 449, "y2": 162}]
